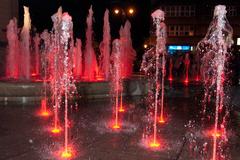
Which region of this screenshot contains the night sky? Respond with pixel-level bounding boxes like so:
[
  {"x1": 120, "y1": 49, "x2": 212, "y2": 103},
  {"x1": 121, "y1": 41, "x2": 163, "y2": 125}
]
[{"x1": 18, "y1": 0, "x2": 152, "y2": 57}]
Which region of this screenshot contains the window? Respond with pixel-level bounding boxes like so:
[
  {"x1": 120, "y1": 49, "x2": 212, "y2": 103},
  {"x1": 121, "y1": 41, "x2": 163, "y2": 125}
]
[
  {"x1": 160, "y1": 5, "x2": 196, "y2": 17},
  {"x1": 168, "y1": 25, "x2": 194, "y2": 37}
]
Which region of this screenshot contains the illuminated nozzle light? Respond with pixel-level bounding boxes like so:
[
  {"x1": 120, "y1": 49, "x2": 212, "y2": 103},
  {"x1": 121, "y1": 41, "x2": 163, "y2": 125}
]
[
  {"x1": 51, "y1": 127, "x2": 61, "y2": 134},
  {"x1": 119, "y1": 106, "x2": 125, "y2": 112},
  {"x1": 168, "y1": 77, "x2": 173, "y2": 81},
  {"x1": 40, "y1": 111, "x2": 50, "y2": 117},
  {"x1": 61, "y1": 150, "x2": 73, "y2": 159},
  {"x1": 112, "y1": 124, "x2": 121, "y2": 129},
  {"x1": 212, "y1": 131, "x2": 221, "y2": 138},
  {"x1": 159, "y1": 118, "x2": 165, "y2": 124},
  {"x1": 150, "y1": 141, "x2": 160, "y2": 148}
]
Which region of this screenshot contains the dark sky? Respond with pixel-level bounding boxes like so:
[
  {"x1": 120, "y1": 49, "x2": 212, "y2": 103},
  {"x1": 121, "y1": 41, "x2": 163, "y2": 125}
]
[{"x1": 18, "y1": 0, "x2": 152, "y2": 52}]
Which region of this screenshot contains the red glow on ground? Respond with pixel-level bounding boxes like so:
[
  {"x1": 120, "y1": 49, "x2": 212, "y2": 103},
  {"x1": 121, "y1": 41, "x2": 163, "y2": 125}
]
[
  {"x1": 31, "y1": 73, "x2": 37, "y2": 76},
  {"x1": 112, "y1": 124, "x2": 121, "y2": 129},
  {"x1": 40, "y1": 111, "x2": 50, "y2": 117},
  {"x1": 119, "y1": 107, "x2": 125, "y2": 112},
  {"x1": 57, "y1": 146, "x2": 75, "y2": 159},
  {"x1": 184, "y1": 79, "x2": 189, "y2": 83},
  {"x1": 211, "y1": 131, "x2": 221, "y2": 138},
  {"x1": 51, "y1": 127, "x2": 61, "y2": 134},
  {"x1": 61, "y1": 150, "x2": 72, "y2": 159},
  {"x1": 159, "y1": 118, "x2": 165, "y2": 124},
  {"x1": 168, "y1": 77, "x2": 173, "y2": 81},
  {"x1": 205, "y1": 129, "x2": 222, "y2": 138},
  {"x1": 150, "y1": 141, "x2": 160, "y2": 148}
]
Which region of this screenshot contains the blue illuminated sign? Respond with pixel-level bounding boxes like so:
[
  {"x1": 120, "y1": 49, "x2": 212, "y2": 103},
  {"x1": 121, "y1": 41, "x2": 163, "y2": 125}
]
[{"x1": 168, "y1": 45, "x2": 191, "y2": 51}]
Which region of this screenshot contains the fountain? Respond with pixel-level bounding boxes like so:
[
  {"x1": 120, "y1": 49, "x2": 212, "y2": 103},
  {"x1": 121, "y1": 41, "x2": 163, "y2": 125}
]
[
  {"x1": 48, "y1": 7, "x2": 63, "y2": 134},
  {"x1": 73, "y1": 38, "x2": 83, "y2": 80},
  {"x1": 39, "y1": 30, "x2": 51, "y2": 117},
  {"x1": 197, "y1": 5, "x2": 233, "y2": 160},
  {"x1": 119, "y1": 20, "x2": 136, "y2": 78},
  {"x1": 99, "y1": 9, "x2": 111, "y2": 80},
  {"x1": 33, "y1": 34, "x2": 40, "y2": 78},
  {"x1": 59, "y1": 13, "x2": 76, "y2": 158},
  {"x1": 184, "y1": 53, "x2": 190, "y2": 83},
  {"x1": 83, "y1": 6, "x2": 99, "y2": 81},
  {"x1": 19, "y1": 6, "x2": 31, "y2": 80},
  {"x1": 168, "y1": 58, "x2": 173, "y2": 81},
  {"x1": 141, "y1": 9, "x2": 167, "y2": 148},
  {"x1": 6, "y1": 18, "x2": 19, "y2": 79},
  {"x1": 111, "y1": 39, "x2": 122, "y2": 130}
]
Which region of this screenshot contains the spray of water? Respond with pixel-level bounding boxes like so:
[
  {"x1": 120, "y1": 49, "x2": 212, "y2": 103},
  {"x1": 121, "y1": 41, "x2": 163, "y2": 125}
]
[
  {"x1": 73, "y1": 38, "x2": 83, "y2": 80},
  {"x1": 99, "y1": 9, "x2": 111, "y2": 80},
  {"x1": 60, "y1": 12, "x2": 76, "y2": 158},
  {"x1": 84, "y1": 6, "x2": 99, "y2": 81},
  {"x1": 119, "y1": 21, "x2": 136, "y2": 78},
  {"x1": 141, "y1": 9, "x2": 167, "y2": 148},
  {"x1": 184, "y1": 53, "x2": 190, "y2": 83},
  {"x1": 197, "y1": 5, "x2": 233, "y2": 160},
  {"x1": 6, "y1": 18, "x2": 19, "y2": 79},
  {"x1": 20, "y1": 6, "x2": 31, "y2": 80},
  {"x1": 111, "y1": 39, "x2": 122, "y2": 130}
]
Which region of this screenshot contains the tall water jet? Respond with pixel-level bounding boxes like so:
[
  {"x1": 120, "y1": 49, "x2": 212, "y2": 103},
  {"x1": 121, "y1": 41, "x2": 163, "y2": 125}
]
[
  {"x1": 153, "y1": 10, "x2": 167, "y2": 125},
  {"x1": 60, "y1": 13, "x2": 76, "y2": 158},
  {"x1": 39, "y1": 31, "x2": 51, "y2": 117},
  {"x1": 33, "y1": 34, "x2": 40, "y2": 78},
  {"x1": 49, "y1": 7, "x2": 63, "y2": 134},
  {"x1": 141, "y1": 9, "x2": 166, "y2": 148},
  {"x1": 168, "y1": 58, "x2": 173, "y2": 81},
  {"x1": 84, "y1": 6, "x2": 98, "y2": 81},
  {"x1": 6, "y1": 18, "x2": 19, "y2": 79},
  {"x1": 119, "y1": 20, "x2": 136, "y2": 78},
  {"x1": 197, "y1": 5, "x2": 233, "y2": 160},
  {"x1": 19, "y1": 6, "x2": 31, "y2": 80},
  {"x1": 99, "y1": 9, "x2": 111, "y2": 80},
  {"x1": 73, "y1": 39, "x2": 83, "y2": 80},
  {"x1": 184, "y1": 53, "x2": 190, "y2": 83},
  {"x1": 195, "y1": 52, "x2": 200, "y2": 81},
  {"x1": 111, "y1": 39, "x2": 122, "y2": 130}
]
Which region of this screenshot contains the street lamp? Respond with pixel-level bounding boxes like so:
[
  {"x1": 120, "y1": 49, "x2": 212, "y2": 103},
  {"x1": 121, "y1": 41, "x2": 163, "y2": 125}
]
[
  {"x1": 114, "y1": 8, "x2": 120, "y2": 15},
  {"x1": 128, "y1": 8, "x2": 135, "y2": 15}
]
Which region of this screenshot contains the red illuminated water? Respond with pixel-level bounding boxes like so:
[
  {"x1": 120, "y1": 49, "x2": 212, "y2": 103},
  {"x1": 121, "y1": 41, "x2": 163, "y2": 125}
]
[
  {"x1": 119, "y1": 21, "x2": 136, "y2": 78},
  {"x1": 184, "y1": 53, "x2": 190, "y2": 84},
  {"x1": 99, "y1": 9, "x2": 111, "y2": 80},
  {"x1": 168, "y1": 58, "x2": 173, "y2": 81},
  {"x1": 197, "y1": 5, "x2": 233, "y2": 160},
  {"x1": 83, "y1": 6, "x2": 99, "y2": 81},
  {"x1": 111, "y1": 39, "x2": 122, "y2": 130},
  {"x1": 6, "y1": 18, "x2": 19, "y2": 79}
]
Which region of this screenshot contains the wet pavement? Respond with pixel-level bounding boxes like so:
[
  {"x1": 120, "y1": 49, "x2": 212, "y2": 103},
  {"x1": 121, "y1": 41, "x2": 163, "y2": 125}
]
[{"x1": 0, "y1": 83, "x2": 239, "y2": 160}]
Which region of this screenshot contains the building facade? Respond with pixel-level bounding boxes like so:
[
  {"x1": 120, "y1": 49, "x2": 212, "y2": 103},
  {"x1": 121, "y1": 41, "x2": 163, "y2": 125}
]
[
  {"x1": 0, "y1": 0, "x2": 18, "y2": 43},
  {"x1": 150, "y1": 0, "x2": 240, "y2": 53}
]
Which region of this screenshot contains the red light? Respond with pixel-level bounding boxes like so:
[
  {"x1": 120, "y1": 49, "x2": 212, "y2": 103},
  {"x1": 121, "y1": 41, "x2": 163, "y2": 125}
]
[
  {"x1": 119, "y1": 105, "x2": 125, "y2": 112},
  {"x1": 40, "y1": 111, "x2": 50, "y2": 117},
  {"x1": 112, "y1": 124, "x2": 121, "y2": 129},
  {"x1": 61, "y1": 150, "x2": 72, "y2": 159},
  {"x1": 51, "y1": 127, "x2": 61, "y2": 134},
  {"x1": 211, "y1": 131, "x2": 221, "y2": 138},
  {"x1": 150, "y1": 141, "x2": 160, "y2": 148},
  {"x1": 159, "y1": 118, "x2": 165, "y2": 124}
]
